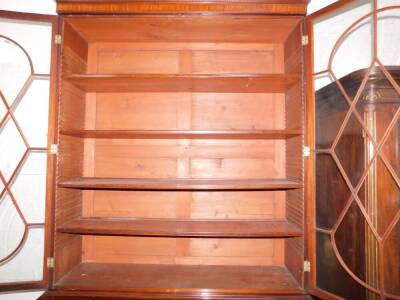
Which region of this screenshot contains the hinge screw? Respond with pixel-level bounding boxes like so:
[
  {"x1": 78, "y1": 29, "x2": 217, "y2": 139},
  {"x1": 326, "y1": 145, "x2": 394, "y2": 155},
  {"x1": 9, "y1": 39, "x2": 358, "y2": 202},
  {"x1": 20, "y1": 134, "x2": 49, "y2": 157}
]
[
  {"x1": 55, "y1": 34, "x2": 62, "y2": 45},
  {"x1": 302, "y1": 35, "x2": 309, "y2": 46},
  {"x1": 303, "y1": 146, "x2": 311, "y2": 157},
  {"x1": 304, "y1": 260, "x2": 311, "y2": 272},
  {"x1": 47, "y1": 257, "x2": 54, "y2": 268},
  {"x1": 50, "y1": 144, "x2": 58, "y2": 155}
]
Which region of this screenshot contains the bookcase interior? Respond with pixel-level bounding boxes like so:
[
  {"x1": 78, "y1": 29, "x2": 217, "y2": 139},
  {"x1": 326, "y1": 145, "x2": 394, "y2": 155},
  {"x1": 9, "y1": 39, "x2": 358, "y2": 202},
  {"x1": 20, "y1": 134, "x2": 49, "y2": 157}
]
[{"x1": 53, "y1": 15, "x2": 305, "y2": 295}]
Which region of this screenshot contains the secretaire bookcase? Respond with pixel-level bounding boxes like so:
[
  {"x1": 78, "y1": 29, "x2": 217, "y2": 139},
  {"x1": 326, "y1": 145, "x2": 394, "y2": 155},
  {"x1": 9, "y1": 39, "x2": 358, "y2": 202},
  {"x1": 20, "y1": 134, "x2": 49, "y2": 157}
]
[{"x1": 0, "y1": 0, "x2": 399, "y2": 299}]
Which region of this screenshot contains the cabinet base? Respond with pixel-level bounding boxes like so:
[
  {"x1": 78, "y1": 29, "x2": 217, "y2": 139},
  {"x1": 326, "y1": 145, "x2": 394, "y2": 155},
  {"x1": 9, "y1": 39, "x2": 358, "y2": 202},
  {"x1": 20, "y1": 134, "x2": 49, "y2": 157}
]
[{"x1": 39, "y1": 290, "x2": 312, "y2": 300}]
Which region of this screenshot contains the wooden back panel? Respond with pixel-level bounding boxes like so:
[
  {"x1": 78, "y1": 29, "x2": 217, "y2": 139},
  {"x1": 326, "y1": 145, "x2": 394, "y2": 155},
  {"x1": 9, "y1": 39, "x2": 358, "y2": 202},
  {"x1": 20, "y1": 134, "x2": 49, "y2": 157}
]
[
  {"x1": 54, "y1": 21, "x2": 89, "y2": 281},
  {"x1": 56, "y1": 15, "x2": 304, "y2": 272}
]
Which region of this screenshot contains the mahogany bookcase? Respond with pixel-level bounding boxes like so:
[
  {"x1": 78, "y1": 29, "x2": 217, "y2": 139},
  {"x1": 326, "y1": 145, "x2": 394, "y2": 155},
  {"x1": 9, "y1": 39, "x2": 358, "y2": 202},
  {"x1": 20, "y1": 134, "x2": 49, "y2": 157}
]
[{"x1": 0, "y1": 1, "x2": 399, "y2": 299}]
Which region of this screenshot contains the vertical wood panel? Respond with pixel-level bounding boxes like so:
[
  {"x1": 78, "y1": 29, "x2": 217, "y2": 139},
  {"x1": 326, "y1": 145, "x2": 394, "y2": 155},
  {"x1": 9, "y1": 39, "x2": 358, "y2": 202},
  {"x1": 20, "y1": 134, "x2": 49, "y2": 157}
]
[
  {"x1": 57, "y1": 20, "x2": 305, "y2": 274},
  {"x1": 284, "y1": 21, "x2": 304, "y2": 287},
  {"x1": 54, "y1": 21, "x2": 88, "y2": 280}
]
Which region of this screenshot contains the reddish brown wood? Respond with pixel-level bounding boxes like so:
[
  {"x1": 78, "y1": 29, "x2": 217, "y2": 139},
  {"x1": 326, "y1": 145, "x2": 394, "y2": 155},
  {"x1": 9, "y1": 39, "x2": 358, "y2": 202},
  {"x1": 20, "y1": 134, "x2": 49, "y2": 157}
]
[
  {"x1": 59, "y1": 178, "x2": 303, "y2": 191},
  {"x1": 0, "y1": 10, "x2": 59, "y2": 293},
  {"x1": 65, "y1": 73, "x2": 300, "y2": 93},
  {"x1": 64, "y1": 15, "x2": 301, "y2": 43},
  {"x1": 60, "y1": 129, "x2": 302, "y2": 139},
  {"x1": 307, "y1": 2, "x2": 400, "y2": 298},
  {"x1": 57, "y1": 217, "x2": 303, "y2": 238},
  {"x1": 40, "y1": 291, "x2": 312, "y2": 300},
  {"x1": 40, "y1": 3, "x2": 311, "y2": 298},
  {"x1": 53, "y1": 263, "x2": 304, "y2": 293},
  {"x1": 56, "y1": 1, "x2": 308, "y2": 15}
]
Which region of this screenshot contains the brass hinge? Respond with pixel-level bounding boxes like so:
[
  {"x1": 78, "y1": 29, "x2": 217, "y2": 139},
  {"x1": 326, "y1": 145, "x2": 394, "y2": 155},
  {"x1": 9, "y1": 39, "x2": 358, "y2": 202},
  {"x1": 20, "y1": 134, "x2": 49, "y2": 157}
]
[
  {"x1": 304, "y1": 260, "x2": 311, "y2": 272},
  {"x1": 302, "y1": 35, "x2": 309, "y2": 46},
  {"x1": 303, "y1": 146, "x2": 311, "y2": 157},
  {"x1": 50, "y1": 144, "x2": 58, "y2": 155},
  {"x1": 54, "y1": 34, "x2": 62, "y2": 45},
  {"x1": 47, "y1": 257, "x2": 54, "y2": 268}
]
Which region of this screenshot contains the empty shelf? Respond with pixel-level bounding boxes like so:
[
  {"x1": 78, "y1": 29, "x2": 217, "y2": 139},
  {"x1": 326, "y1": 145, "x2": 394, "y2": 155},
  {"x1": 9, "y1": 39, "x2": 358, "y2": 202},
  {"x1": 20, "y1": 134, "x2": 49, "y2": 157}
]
[
  {"x1": 54, "y1": 263, "x2": 304, "y2": 295},
  {"x1": 65, "y1": 73, "x2": 301, "y2": 93},
  {"x1": 60, "y1": 129, "x2": 302, "y2": 139},
  {"x1": 58, "y1": 178, "x2": 303, "y2": 191},
  {"x1": 57, "y1": 217, "x2": 303, "y2": 238}
]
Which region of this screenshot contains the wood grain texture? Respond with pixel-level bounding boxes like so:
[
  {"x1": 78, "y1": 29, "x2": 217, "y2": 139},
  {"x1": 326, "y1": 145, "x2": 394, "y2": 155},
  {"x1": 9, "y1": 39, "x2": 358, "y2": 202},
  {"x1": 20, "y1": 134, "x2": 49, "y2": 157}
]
[
  {"x1": 85, "y1": 235, "x2": 281, "y2": 266},
  {"x1": 57, "y1": 217, "x2": 303, "y2": 238},
  {"x1": 54, "y1": 29, "x2": 88, "y2": 282},
  {"x1": 63, "y1": 21, "x2": 88, "y2": 63},
  {"x1": 57, "y1": 2, "x2": 308, "y2": 15},
  {"x1": 50, "y1": 11, "x2": 309, "y2": 298},
  {"x1": 54, "y1": 263, "x2": 304, "y2": 293},
  {"x1": 59, "y1": 177, "x2": 303, "y2": 190},
  {"x1": 65, "y1": 73, "x2": 300, "y2": 93},
  {"x1": 64, "y1": 16, "x2": 302, "y2": 43},
  {"x1": 93, "y1": 92, "x2": 283, "y2": 130},
  {"x1": 60, "y1": 129, "x2": 302, "y2": 139},
  {"x1": 40, "y1": 291, "x2": 312, "y2": 300},
  {"x1": 283, "y1": 20, "x2": 304, "y2": 290}
]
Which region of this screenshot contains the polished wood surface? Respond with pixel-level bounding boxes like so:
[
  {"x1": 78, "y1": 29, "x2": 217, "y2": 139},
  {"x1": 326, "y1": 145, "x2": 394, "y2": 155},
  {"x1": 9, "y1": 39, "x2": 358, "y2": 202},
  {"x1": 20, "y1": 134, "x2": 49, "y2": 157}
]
[
  {"x1": 56, "y1": 1, "x2": 308, "y2": 15},
  {"x1": 65, "y1": 73, "x2": 300, "y2": 93},
  {"x1": 40, "y1": 291, "x2": 312, "y2": 300},
  {"x1": 58, "y1": 218, "x2": 303, "y2": 238},
  {"x1": 63, "y1": 16, "x2": 301, "y2": 43},
  {"x1": 54, "y1": 263, "x2": 303, "y2": 293},
  {"x1": 49, "y1": 6, "x2": 307, "y2": 299},
  {"x1": 0, "y1": 10, "x2": 59, "y2": 293},
  {"x1": 60, "y1": 129, "x2": 302, "y2": 139},
  {"x1": 59, "y1": 178, "x2": 302, "y2": 190}
]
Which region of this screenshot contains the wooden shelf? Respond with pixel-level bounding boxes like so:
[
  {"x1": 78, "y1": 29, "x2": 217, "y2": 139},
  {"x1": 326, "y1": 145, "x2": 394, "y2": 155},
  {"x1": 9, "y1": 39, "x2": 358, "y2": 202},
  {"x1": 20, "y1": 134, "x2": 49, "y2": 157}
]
[
  {"x1": 60, "y1": 129, "x2": 302, "y2": 139},
  {"x1": 54, "y1": 263, "x2": 304, "y2": 295},
  {"x1": 58, "y1": 178, "x2": 303, "y2": 191},
  {"x1": 57, "y1": 217, "x2": 303, "y2": 238},
  {"x1": 64, "y1": 73, "x2": 300, "y2": 93}
]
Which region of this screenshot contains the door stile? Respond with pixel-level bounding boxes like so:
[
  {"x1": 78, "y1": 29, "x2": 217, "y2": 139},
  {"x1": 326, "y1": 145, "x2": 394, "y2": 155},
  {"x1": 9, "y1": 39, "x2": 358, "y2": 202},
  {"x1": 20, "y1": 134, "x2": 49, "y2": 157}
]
[{"x1": 0, "y1": 10, "x2": 59, "y2": 292}]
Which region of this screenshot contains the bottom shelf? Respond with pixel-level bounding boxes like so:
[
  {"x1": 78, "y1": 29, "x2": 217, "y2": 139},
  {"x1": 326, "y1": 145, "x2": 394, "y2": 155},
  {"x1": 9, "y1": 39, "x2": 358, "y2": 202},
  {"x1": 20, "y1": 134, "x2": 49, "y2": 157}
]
[{"x1": 54, "y1": 263, "x2": 303, "y2": 295}]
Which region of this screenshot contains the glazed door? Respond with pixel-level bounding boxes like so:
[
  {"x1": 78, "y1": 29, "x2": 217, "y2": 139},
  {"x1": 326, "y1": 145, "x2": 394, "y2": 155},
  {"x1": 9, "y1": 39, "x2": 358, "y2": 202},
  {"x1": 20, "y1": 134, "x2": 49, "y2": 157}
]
[
  {"x1": 0, "y1": 11, "x2": 58, "y2": 291},
  {"x1": 306, "y1": 0, "x2": 400, "y2": 299}
]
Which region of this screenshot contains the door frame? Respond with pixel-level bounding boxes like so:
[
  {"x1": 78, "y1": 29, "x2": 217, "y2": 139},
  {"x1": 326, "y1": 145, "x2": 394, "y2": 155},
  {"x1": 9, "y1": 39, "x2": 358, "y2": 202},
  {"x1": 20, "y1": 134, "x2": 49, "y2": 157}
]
[
  {"x1": 305, "y1": 0, "x2": 400, "y2": 299},
  {"x1": 305, "y1": 2, "x2": 356, "y2": 298},
  {"x1": 0, "y1": 10, "x2": 59, "y2": 292}
]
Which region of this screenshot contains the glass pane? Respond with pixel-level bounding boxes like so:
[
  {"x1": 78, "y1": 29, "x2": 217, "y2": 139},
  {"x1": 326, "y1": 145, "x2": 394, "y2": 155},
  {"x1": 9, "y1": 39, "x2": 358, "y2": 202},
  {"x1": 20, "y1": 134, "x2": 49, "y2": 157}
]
[
  {"x1": 315, "y1": 73, "x2": 349, "y2": 149},
  {"x1": 358, "y1": 157, "x2": 400, "y2": 236},
  {"x1": 0, "y1": 36, "x2": 31, "y2": 105},
  {"x1": 335, "y1": 201, "x2": 380, "y2": 289},
  {"x1": 0, "y1": 193, "x2": 25, "y2": 262},
  {"x1": 0, "y1": 94, "x2": 7, "y2": 122},
  {"x1": 355, "y1": 66, "x2": 400, "y2": 144},
  {"x1": 331, "y1": 16, "x2": 374, "y2": 86},
  {"x1": 381, "y1": 117, "x2": 400, "y2": 181},
  {"x1": 377, "y1": 8, "x2": 400, "y2": 66},
  {"x1": 0, "y1": 15, "x2": 53, "y2": 288},
  {"x1": 312, "y1": 2, "x2": 400, "y2": 298},
  {"x1": 378, "y1": 0, "x2": 400, "y2": 9},
  {"x1": 316, "y1": 231, "x2": 370, "y2": 299},
  {"x1": 383, "y1": 220, "x2": 400, "y2": 296},
  {"x1": 0, "y1": 228, "x2": 44, "y2": 282},
  {"x1": 316, "y1": 153, "x2": 351, "y2": 230},
  {"x1": 14, "y1": 78, "x2": 50, "y2": 147},
  {"x1": 11, "y1": 152, "x2": 47, "y2": 224},
  {"x1": 0, "y1": 1, "x2": 56, "y2": 15},
  {"x1": 312, "y1": 0, "x2": 372, "y2": 74},
  {"x1": 0, "y1": 18, "x2": 52, "y2": 74},
  {"x1": 0, "y1": 117, "x2": 27, "y2": 181},
  {"x1": 335, "y1": 113, "x2": 373, "y2": 187}
]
